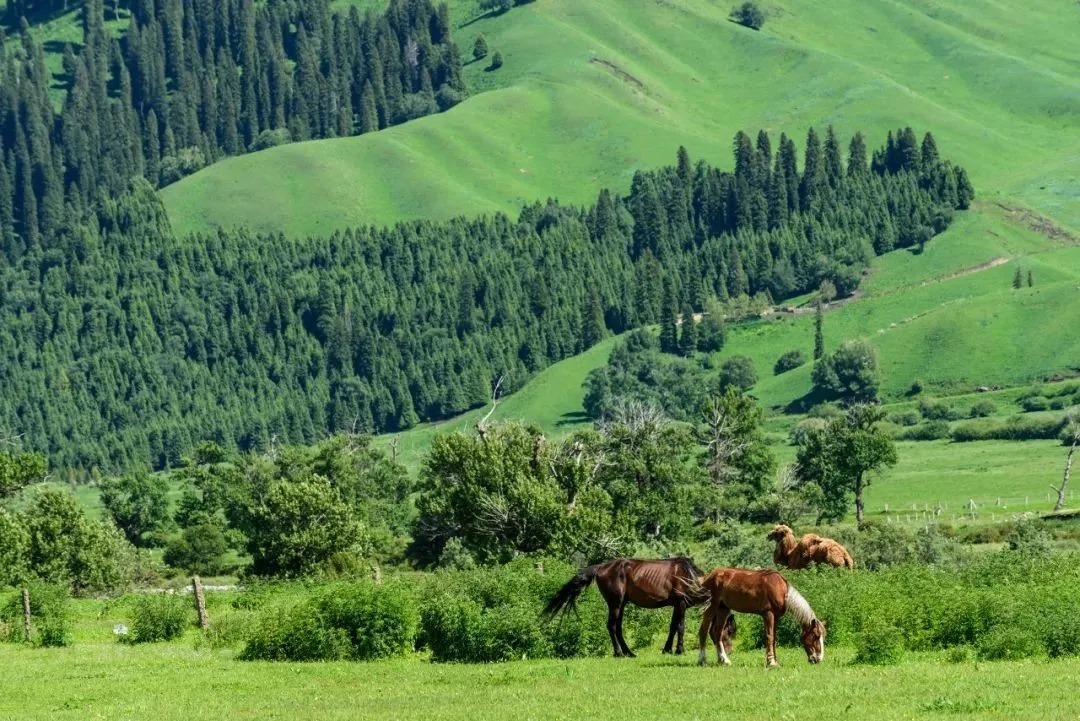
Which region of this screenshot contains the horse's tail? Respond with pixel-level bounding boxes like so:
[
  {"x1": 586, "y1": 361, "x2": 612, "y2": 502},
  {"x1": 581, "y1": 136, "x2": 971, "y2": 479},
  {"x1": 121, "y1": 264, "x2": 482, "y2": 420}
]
[{"x1": 542, "y1": 565, "x2": 599, "y2": 619}]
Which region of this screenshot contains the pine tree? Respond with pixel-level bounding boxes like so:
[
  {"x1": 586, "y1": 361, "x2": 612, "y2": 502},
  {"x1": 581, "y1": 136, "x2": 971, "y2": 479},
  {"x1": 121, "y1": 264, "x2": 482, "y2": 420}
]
[
  {"x1": 847, "y1": 131, "x2": 867, "y2": 176},
  {"x1": 1027, "y1": 270, "x2": 1033, "y2": 288},
  {"x1": 472, "y1": 34, "x2": 488, "y2": 60},
  {"x1": 1013, "y1": 267, "x2": 1022, "y2": 289},
  {"x1": 659, "y1": 281, "x2": 678, "y2": 354},
  {"x1": 813, "y1": 298, "x2": 825, "y2": 360},
  {"x1": 678, "y1": 304, "x2": 698, "y2": 356},
  {"x1": 823, "y1": 125, "x2": 843, "y2": 188}
]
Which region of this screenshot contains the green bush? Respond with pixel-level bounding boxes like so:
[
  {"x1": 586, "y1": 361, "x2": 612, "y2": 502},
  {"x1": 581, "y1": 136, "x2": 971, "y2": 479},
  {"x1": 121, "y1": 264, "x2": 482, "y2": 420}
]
[
  {"x1": 889, "y1": 410, "x2": 921, "y2": 427},
  {"x1": 773, "y1": 349, "x2": 806, "y2": 375},
  {"x1": 899, "y1": 420, "x2": 951, "y2": 441},
  {"x1": 853, "y1": 623, "x2": 904, "y2": 665},
  {"x1": 968, "y1": 399, "x2": 997, "y2": 418},
  {"x1": 126, "y1": 593, "x2": 191, "y2": 643},
  {"x1": 731, "y1": 0, "x2": 765, "y2": 30},
  {"x1": 2, "y1": 583, "x2": 71, "y2": 647},
  {"x1": 945, "y1": 645, "x2": 974, "y2": 663},
  {"x1": 952, "y1": 414, "x2": 1066, "y2": 441},
  {"x1": 976, "y1": 626, "x2": 1043, "y2": 661},
  {"x1": 1020, "y1": 396, "x2": 1049, "y2": 412},
  {"x1": 919, "y1": 398, "x2": 961, "y2": 421},
  {"x1": 240, "y1": 580, "x2": 419, "y2": 662},
  {"x1": 1046, "y1": 615, "x2": 1080, "y2": 658}
]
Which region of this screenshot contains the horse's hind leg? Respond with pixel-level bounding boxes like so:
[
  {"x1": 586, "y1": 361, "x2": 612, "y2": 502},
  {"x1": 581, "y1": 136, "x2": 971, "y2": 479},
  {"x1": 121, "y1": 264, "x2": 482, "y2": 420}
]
[
  {"x1": 606, "y1": 605, "x2": 624, "y2": 658},
  {"x1": 710, "y1": 607, "x2": 732, "y2": 665},
  {"x1": 615, "y1": 601, "x2": 635, "y2": 658}
]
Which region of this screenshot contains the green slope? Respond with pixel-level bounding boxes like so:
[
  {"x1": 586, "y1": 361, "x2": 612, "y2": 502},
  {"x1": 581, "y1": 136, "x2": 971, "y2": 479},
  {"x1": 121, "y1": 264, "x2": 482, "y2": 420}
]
[{"x1": 162, "y1": 0, "x2": 1080, "y2": 237}]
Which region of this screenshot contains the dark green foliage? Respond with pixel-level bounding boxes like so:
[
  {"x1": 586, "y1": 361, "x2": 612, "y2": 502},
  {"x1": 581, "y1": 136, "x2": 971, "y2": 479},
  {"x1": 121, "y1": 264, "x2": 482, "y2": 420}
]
[
  {"x1": 977, "y1": 627, "x2": 1043, "y2": 661},
  {"x1": 811, "y1": 339, "x2": 881, "y2": 403},
  {"x1": 0, "y1": 450, "x2": 47, "y2": 499},
  {"x1": 951, "y1": 414, "x2": 1068, "y2": 442},
  {"x1": 125, "y1": 593, "x2": 190, "y2": 644},
  {"x1": 719, "y1": 355, "x2": 757, "y2": 391},
  {"x1": 0, "y1": 126, "x2": 968, "y2": 476},
  {"x1": 813, "y1": 301, "x2": 825, "y2": 360},
  {"x1": 480, "y1": 0, "x2": 513, "y2": 14},
  {"x1": 100, "y1": 473, "x2": 172, "y2": 547},
  {"x1": 163, "y1": 524, "x2": 229, "y2": 575},
  {"x1": 898, "y1": 420, "x2": 951, "y2": 441},
  {"x1": 489, "y1": 50, "x2": 504, "y2": 70},
  {"x1": 795, "y1": 405, "x2": 897, "y2": 523},
  {"x1": 1013, "y1": 267, "x2": 1023, "y2": 289},
  {"x1": 853, "y1": 623, "x2": 905, "y2": 665},
  {"x1": 773, "y1": 349, "x2": 806, "y2": 375},
  {"x1": 968, "y1": 399, "x2": 997, "y2": 418},
  {"x1": 919, "y1": 398, "x2": 962, "y2": 421},
  {"x1": 1005, "y1": 518, "x2": 1052, "y2": 558},
  {"x1": 731, "y1": 1, "x2": 765, "y2": 30},
  {"x1": 2, "y1": 582, "x2": 70, "y2": 647},
  {"x1": 240, "y1": 581, "x2": 419, "y2": 662},
  {"x1": 473, "y1": 34, "x2": 488, "y2": 60}
]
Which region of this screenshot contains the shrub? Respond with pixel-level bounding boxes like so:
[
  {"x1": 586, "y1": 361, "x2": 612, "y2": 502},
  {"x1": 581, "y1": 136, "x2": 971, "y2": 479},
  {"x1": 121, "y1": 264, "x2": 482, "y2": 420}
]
[
  {"x1": 952, "y1": 415, "x2": 1067, "y2": 442},
  {"x1": 1020, "y1": 396, "x2": 1049, "y2": 412},
  {"x1": 853, "y1": 623, "x2": 904, "y2": 665},
  {"x1": 976, "y1": 626, "x2": 1043, "y2": 661},
  {"x1": 899, "y1": 420, "x2": 951, "y2": 441},
  {"x1": 248, "y1": 128, "x2": 291, "y2": 153},
  {"x1": 731, "y1": 0, "x2": 765, "y2": 30},
  {"x1": 890, "y1": 410, "x2": 921, "y2": 427},
  {"x1": 919, "y1": 398, "x2": 961, "y2": 421},
  {"x1": 968, "y1": 399, "x2": 997, "y2": 418},
  {"x1": 2, "y1": 583, "x2": 71, "y2": 647},
  {"x1": 719, "y1": 355, "x2": 757, "y2": 391},
  {"x1": 488, "y1": 50, "x2": 504, "y2": 71},
  {"x1": 773, "y1": 349, "x2": 806, "y2": 375},
  {"x1": 945, "y1": 645, "x2": 975, "y2": 664},
  {"x1": 807, "y1": 402, "x2": 843, "y2": 420},
  {"x1": 1046, "y1": 615, "x2": 1080, "y2": 658},
  {"x1": 790, "y1": 417, "x2": 827, "y2": 446},
  {"x1": 126, "y1": 593, "x2": 191, "y2": 643},
  {"x1": 241, "y1": 580, "x2": 419, "y2": 662},
  {"x1": 1005, "y1": 518, "x2": 1051, "y2": 558}
]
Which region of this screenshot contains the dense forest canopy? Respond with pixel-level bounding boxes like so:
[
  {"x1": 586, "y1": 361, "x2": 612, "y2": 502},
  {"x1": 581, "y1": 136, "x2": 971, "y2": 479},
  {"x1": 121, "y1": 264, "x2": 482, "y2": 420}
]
[
  {"x1": 0, "y1": 114, "x2": 971, "y2": 474},
  {"x1": 0, "y1": 0, "x2": 465, "y2": 254}
]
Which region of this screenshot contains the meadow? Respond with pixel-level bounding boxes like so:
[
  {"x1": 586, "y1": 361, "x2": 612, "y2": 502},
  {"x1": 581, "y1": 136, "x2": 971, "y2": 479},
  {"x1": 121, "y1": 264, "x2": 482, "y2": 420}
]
[
  {"x1": 162, "y1": 0, "x2": 1080, "y2": 239},
  {"x1": 2, "y1": 642, "x2": 1076, "y2": 721}
]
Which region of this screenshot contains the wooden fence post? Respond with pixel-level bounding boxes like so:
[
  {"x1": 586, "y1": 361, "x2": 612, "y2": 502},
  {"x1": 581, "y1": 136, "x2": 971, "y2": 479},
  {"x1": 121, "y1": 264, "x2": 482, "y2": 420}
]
[
  {"x1": 192, "y1": 576, "x2": 209, "y2": 631},
  {"x1": 21, "y1": 588, "x2": 31, "y2": 643}
]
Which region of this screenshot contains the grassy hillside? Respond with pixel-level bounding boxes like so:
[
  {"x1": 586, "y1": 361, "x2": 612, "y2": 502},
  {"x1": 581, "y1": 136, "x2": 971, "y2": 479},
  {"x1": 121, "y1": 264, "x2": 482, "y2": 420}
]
[{"x1": 162, "y1": 0, "x2": 1080, "y2": 237}]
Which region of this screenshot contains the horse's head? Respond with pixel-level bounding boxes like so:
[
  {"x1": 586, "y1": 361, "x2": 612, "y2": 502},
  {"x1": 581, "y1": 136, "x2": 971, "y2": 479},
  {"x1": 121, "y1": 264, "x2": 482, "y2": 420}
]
[
  {"x1": 767, "y1": 524, "x2": 793, "y2": 542},
  {"x1": 800, "y1": 618, "x2": 826, "y2": 664}
]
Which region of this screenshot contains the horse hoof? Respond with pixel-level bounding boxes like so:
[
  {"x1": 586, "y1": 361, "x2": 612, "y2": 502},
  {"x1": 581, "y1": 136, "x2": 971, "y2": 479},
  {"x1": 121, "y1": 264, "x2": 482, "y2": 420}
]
[{"x1": 661, "y1": 648, "x2": 672, "y2": 655}]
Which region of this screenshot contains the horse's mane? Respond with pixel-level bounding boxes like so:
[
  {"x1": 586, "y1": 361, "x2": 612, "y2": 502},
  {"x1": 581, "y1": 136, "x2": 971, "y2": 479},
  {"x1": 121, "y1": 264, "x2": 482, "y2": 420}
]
[{"x1": 784, "y1": 584, "x2": 817, "y2": 628}]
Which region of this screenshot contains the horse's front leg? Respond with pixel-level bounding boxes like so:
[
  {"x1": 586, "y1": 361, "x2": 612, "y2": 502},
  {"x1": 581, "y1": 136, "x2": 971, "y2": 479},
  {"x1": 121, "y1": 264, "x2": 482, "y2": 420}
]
[
  {"x1": 763, "y1": 610, "x2": 778, "y2": 668},
  {"x1": 663, "y1": 603, "x2": 680, "y2": 654},
  {"x1": 674, "y1": 602, "x2": 687, "y2": 655},
  {"x1": 615, "y1": 601, "x2": 635, "y2": 658}
]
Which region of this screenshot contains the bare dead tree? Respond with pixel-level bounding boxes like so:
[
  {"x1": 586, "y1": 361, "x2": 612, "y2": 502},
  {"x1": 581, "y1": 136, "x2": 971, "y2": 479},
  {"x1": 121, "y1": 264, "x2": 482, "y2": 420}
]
[
  {"x1": 1052, "y1": 423, "x2": 1080, "y2": 512},
  {"x1": 389, "y1": 436, "x2": 399, "y2": 464},
  {"x1": 475, "y1": 374, "x2": 504, "y2": 441},
  {"x1": 702, "y1": 399, "x2": 750, "y2": 486}
]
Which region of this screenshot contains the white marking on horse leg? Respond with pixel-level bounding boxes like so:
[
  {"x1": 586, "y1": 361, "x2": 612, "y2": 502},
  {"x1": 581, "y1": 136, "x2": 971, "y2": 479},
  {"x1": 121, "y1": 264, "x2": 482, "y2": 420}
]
[{"x1": 718, "y1": 645, "x2": 731, "y2": 666}]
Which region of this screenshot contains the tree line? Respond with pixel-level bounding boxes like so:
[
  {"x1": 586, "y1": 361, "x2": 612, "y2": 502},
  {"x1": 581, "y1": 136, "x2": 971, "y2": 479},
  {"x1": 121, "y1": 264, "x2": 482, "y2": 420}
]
[
  {"x1": 0, "y1": 126, "x2": 970, "y2": 475},
  {"x1": 0, "y1": 0, "x2": 466, "y2": 254}
]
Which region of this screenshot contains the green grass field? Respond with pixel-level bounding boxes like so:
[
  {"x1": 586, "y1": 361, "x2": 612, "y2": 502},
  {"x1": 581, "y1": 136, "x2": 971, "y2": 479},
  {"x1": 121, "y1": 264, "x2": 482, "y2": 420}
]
[
  {"x1": 162, "y1": 0, "x2": 1080, "y2": 239},
  {"x1": 2, "y1": 639, "x2": 1077, "y2": 720}
]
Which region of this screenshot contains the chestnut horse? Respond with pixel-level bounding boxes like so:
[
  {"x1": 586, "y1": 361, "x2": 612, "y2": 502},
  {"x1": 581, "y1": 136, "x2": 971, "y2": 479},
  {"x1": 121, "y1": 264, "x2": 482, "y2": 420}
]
[
  {"x1": 697, "y1": 567, "x2": 824, "y2": 667},
  {"x1": 543, "y1": 557, "x2": 736, "y2": 657},
  {"x1": 767, "y1": 524, "x2": 854, "y2": 570}
]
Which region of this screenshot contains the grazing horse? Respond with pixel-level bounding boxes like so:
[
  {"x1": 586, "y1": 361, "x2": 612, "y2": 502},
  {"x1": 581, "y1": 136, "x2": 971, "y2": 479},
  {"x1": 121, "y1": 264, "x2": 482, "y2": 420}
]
[
  {"x1": 767, "y1": 524, "x2": 854, "y2": 570},
  {"x1": 697, "y1": 567, "x2": 825, "y2": 667},
  {"x1": 542, "y1": 556, "x2": 736, "y2": 657}
]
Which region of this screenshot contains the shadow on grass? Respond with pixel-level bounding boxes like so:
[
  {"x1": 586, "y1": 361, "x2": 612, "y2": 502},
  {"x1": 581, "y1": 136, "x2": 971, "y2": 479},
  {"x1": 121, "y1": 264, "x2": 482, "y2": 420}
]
[{"x1": 556, "y1": 411, "x2": 590, "y2": 427}]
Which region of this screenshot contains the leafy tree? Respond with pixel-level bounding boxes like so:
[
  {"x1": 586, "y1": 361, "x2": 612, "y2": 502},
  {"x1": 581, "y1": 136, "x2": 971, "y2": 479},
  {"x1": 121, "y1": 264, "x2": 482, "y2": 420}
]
[
  {"x1": 99, "y1": 473, "x2": 172, "y2": 547},
  {"x1": 488, "y1": 50, "x2": 504, "y2": 70},
  {"x1": 812, "y1": 339, "x2": 880, "y2": 403},
  {"x1": 774, "y1": 349, "x2": 806, "y2": 375},
  {"x1": 0, "y1": 508, "x2": 30, "y2": 586},
  {"x1": 0, "y1": 450, "x2": 47, "y2": 499},
  {"x1": 719, "y1": 355, "x2": 757, "y2": 391},
  {"x1": 796, "y1": 405, "x2": 898, "y2": 523},
  {"x1": 472, "y1": 34, "x2": 488, "y2": 60},
  {"x1": 246, "y1": 475, "x2": 364, "y2": 578},
  {"x1": 697, "y1": 311, "x2": 727, "y2": 353},
  {"x1": 163, "y1": 524, "x2": 228, "y2": 575},
  {"x1": 20, "y1": 489, "x2": 134, "y2": 594},
  {"x1": 731, "y1": 1, "x2": 765, "y2": 30}
]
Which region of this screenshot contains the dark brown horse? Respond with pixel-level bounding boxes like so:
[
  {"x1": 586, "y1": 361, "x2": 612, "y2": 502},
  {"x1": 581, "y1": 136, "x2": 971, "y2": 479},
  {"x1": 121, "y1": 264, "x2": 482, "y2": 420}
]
[
  {"x1": 697, "y1": 567, "x2": 825, "y2": 667},
  {"x1": 543, "y1": 557, "x2": 735, "y2": 657}
]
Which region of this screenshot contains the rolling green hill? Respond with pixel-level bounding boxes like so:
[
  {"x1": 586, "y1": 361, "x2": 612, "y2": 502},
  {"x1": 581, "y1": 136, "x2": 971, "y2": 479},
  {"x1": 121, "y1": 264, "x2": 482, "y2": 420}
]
[{"x1": 162, "y1": 0, "x2": 1080, "y2": 238}]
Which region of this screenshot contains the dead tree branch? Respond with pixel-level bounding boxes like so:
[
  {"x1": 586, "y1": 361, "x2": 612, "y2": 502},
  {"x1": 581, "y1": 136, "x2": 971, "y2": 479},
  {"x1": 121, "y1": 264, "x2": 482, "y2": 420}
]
[
  {"x1": 475, "y1": 375, "x2": 504, "y2": 441},
  {"x1": 1052, "y1": 427, "x2": 1080, "y2": 512}
]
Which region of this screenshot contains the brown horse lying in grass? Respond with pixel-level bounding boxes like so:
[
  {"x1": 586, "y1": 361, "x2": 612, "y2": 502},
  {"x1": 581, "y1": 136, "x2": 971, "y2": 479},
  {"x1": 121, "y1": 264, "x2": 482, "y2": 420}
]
[
  {"x1": 767, "y1": 524, "x2": 854, "y2": 570},
  {"x1": 697, "y1": 567, "x2": 825, "y2": 668},
  {"x1": 543, "y1": 556, "x2": 736, "y2": 657}
]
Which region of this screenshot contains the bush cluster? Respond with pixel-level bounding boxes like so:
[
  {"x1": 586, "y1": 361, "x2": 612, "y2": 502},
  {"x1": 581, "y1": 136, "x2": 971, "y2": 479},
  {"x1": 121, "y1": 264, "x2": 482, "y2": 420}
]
[
  {"x1": 951, "y1": 414, "x2": 1067, "y2": 442},
  {"x1": 1, "y1": 583, "x2": 71, "y2": 647},
  {"x1": 125, "y1": 593, "x2": 191, "y2": 644},
  {"x1": 241, "y1": 580, "x2": 419, "y2": 662}
]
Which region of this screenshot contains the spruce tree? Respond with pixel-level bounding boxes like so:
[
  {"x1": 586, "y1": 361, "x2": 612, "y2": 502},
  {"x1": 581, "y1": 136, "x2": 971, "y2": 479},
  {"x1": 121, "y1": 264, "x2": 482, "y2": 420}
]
[
  {"x1": 813, "y1": 298, "x2": 825, "y2": 360},
  {"x1": 678, "y1": 304, "x2": 698, "y2": 357},
  {"x1": 472, "y1": 34, "x2": 488, "y2": 60},
  {"x1": 659, "y1": 282, "x2": 678, "y2": 354},
  {"x1": 1013, "y1": 267, "x2": 1022, "y2": 289}
]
